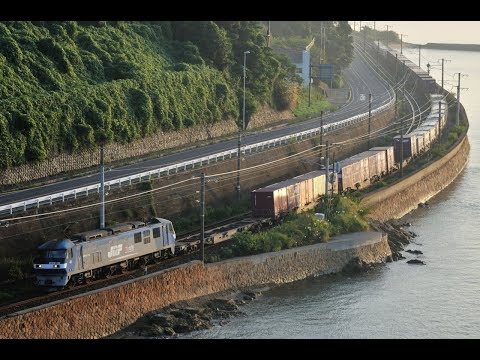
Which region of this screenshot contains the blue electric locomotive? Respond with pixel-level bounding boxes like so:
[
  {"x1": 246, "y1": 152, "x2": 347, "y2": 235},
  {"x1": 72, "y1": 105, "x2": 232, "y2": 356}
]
[{"x1": 33, "y1": 217, "x2": 176, "y2": 288}]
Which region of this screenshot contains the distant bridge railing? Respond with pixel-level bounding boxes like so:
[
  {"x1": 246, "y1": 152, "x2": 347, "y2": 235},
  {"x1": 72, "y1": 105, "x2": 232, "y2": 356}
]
[{"x1": 0, "y1": 93, "x2": 395, "y2": 216}]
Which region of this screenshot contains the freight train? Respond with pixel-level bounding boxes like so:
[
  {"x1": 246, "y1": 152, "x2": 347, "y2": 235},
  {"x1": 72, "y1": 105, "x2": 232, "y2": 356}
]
[
  {"x1": 33, "y1": 217, "x2": 176, "y2": 288},
  {"x1": 382, "y1": 46, "x2": 437, "y2": 96},
  {"x1": 393, "y1": 94, "x2": 447, "y2": 162},
  {"x1": 251, "y1": 94, "x2": 448, "y2": 217},
  {"x1": 34, "y1": 52, "x2": 447, "y2": 288}
]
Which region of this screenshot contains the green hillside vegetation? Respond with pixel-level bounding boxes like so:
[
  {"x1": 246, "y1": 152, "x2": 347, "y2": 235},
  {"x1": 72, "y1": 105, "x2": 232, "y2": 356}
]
[
  {"x1": 0, "y1": 21, "x2": 301, "y2": 169},
  {"x1": 270, "y1": 21, "x2": 354, "y2": 77},
  {"x1": 206, "y1": 195, "x2": 369, "y2": 262}
]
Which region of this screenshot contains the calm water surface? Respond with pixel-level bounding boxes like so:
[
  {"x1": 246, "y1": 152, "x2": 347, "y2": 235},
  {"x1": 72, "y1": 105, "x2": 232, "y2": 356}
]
[{"x1": 181, "y1": 48, "x2": 480, "y2": 339}]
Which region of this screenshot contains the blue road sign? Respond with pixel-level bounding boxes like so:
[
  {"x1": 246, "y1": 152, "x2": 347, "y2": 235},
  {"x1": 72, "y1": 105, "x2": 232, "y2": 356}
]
[{"x1": 318, "y1": 64, "x2": 334, "y2": 82}]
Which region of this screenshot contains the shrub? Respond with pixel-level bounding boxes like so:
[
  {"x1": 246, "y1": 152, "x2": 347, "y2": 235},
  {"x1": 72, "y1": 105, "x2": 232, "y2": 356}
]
[
  {"x1": 273, "y1": 80, "x2": 299, "y2": 110},
  {"x1": 0, "y1": 37, "x2": 23, "y2": 64}
]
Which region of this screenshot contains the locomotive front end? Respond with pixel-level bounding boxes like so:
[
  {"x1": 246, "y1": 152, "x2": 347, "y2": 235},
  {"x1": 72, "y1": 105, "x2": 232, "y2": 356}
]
[{"x1": 33, "y1": 239, "x2": 75, "y2": 288}]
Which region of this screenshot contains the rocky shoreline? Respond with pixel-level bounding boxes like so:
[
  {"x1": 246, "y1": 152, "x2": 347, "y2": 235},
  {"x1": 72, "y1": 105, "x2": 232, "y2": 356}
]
[
  {"x1": 370, "y1": 220, "x2": 426, "y2": 265},
  {"x1": 108, "y1": 288, "x2": 266, "y2": 339},
  {"x1": 109, "y1": 223, "x2": 421, "y2": 339},
  {"x1": 107, "y1": 221, "x2": 425, "y2": 339}
]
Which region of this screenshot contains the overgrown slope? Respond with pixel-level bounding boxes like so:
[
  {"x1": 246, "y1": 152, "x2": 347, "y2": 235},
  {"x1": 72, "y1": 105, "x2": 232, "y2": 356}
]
[{"x1": 0, "y1": 21, "x2": 300, "y2": 169}]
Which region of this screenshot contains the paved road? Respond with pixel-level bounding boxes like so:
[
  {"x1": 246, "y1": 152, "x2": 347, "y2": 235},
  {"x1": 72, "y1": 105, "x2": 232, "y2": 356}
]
[{"x1": 0, "y1": 50, "x2": 392, "y2": 208}]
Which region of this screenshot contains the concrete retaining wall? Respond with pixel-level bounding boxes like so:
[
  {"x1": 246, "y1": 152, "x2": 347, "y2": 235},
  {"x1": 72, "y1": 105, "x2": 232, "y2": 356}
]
[
  {"x1": 361, "y1": 135, "x2": 470, "y2": 221},
  {"x1": 0, "y1": 106, "x2": 293, "y2": 187},
  {"x1": 0, "y1": 232, "x2": 390, "y2": 339}
]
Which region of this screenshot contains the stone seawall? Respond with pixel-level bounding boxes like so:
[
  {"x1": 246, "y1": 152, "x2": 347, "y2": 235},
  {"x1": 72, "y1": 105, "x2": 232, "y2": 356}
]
[
  {"x1": 361, "y1": 135, "x2": 470, "y2": 221},
  {"x1": 0, "y1": 232, "x2": 390, "y2": 339}
]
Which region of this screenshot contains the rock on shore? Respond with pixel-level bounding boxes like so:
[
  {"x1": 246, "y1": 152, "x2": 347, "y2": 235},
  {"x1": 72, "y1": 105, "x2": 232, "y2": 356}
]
[
  {"x1": 369, "y1": 220, "x2": 417, "y2": 261},
  {"x1": 112, "y1": 289, "x2": 264, "y2": 338}
]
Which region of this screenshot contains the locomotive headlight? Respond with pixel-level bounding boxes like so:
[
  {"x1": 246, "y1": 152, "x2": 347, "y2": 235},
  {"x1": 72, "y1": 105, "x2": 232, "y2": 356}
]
[
  {"x1": 53, "y1": 264, "x2": 59, "y2": 268},
  {"x1": 35, "y1": 264, "x2": 42, "y2": 268}
]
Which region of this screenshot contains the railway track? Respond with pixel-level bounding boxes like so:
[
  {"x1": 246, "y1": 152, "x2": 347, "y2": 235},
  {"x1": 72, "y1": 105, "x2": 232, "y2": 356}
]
[{"x1": 0, "y1": 213, "x2": 273, "y2": 318}]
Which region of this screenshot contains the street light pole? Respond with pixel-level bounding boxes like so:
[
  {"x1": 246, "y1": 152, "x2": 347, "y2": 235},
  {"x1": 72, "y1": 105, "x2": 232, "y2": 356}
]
[
  {"x1": 100, "y1": 144, "x2": 105, "y2": 229},
  {"x1": 418, "y1": 44, "x2": 421, "y2": 67},
  {"x1": 456, "y1": 72, "x2": 461, "y2": 126},
  {"x1": 441, "y1": 58, "x2": 444, "y2": 92},
  {"x1": 237, "y1": 50, "x2": 250, "y2": 202},
  {"x1": 368, "y1": 93, "x2": 372, "y2": 149},
  {"x1": 400, "y1": 34, "x2": 407, "y2": 54},
  {"x1": 308, "y1": 63, "x2": 312, "y2": 107},
  {"x1": 200, "y1": 172, "x2": 205, "y2": 263},
  {"x1": 385, "y1": 25, "x2": 389, "y2": 48}
]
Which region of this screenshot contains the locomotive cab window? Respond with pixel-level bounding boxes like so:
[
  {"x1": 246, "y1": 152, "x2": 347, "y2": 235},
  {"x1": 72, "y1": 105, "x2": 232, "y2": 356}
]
[
  {"x1": 143, "y1": 230, "x2": 151, "y2": 244},
  {"x1": 153, "y1": 227, "x2": 160, "y2": 239},
  {"x1": 134, "y1": 232, "x2": 142, "y2": 243}
]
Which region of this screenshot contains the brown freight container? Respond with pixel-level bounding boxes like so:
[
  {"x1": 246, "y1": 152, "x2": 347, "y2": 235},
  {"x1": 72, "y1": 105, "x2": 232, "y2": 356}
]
[
  {"x1": 296, "y1": 179, "x2": 307, "y2": 210},
  {"x1": 410, "y1": 131, "x2": 425, "y2": 154},
  {"x1": 345, "y1": 151, "x2": 374, "y2": 186},
  {"x1": 286, "y1": 179, "x2": 301, "y2": 213},
  {"x1": 252, "y1": 170, "x2": 337, "y2": 217},
  {"x1": 338, "y1": 157, "x2": 363, "y2": 192},
  {"x1": 417, "y1": 124, "x2": 437, "y2": 143},
  {"x1": 251, "y1": 178, "x2": 294, "y2": 217},
  {"x1": 365, "y1": 150, "x2": 385, "y2": 180},
  {"x1": 293, "y1": 171, "x2": 326, "y2": 201},
  {"x1": 413, "y1": 129, "x2": 431, "y2": 150},
  {"x1": 369, "y1": 146, "x2": 395, "y2": 173}
]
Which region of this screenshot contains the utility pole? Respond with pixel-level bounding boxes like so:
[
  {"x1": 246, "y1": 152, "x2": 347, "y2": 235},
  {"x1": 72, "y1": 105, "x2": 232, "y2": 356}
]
[
  {"x1": 200, "y1": 172, "x2": 205, "y2": 263},
  {"x1": 418, "y1": 44, "x2": 421, "y2": 67},
  {"x1": 399, "y1": 94, "x2": 403, "y2": 178},
  {"x1": 308, "y1": 63, "x2": 312, "y2": 107},
  {"x1": 386, "y1": 25, "x2": 389, "y2": 48},
  {"x1": 324, "y1": 140, "x2": 329, "y2": 220},
  {"x1": 331, "y1": 151, "x2": 335, "y2": 199},
  {"x1": 438, "y1": 101, "x2": 442, "y2": 139},
  {"x1": 319, "y1": 22, "x2": 323, "y2": 63},
  {"x1": 100, "y1": 144, "x2": 105, "y2": 229},
  {"x1": 395, "y1": 53, "x2": 398, "y2": 86},
  {"x1": 319, "y1": 111, "x2": 324, "y2": 169},
  {"x1": 237, "y1": 50, "x2": 250, "y2": 202},
  {"x1": 441, "y1": 59, "x2": 444, "y2": 92},
  {"x1": 368, "y1": 93, "x2": 372, "y2": 149},
  {"x1": 400, "y1": 34, "x2": 407, "y2": 54},
  {"x1": 354, "y1": 21, "x2": 356, "y2": 32},
  {"x1": 266, "y1": 21, "x2": 271, "y2": 47},
  {"x1": 363, "y1": 26, "x2": 366, "y2": 51},
  {"x1": 376, "y1": 40, "x2": 380, "y2": 66},
  {"x1": 456, "y1": 72, "x2": 461, "y2": 125},
  {"x1": 236, "y1": 120, "x2": 242, "y2": 202},
  {"x1": 323, "y1": 26, "x2": 326, "y2": 64}
]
